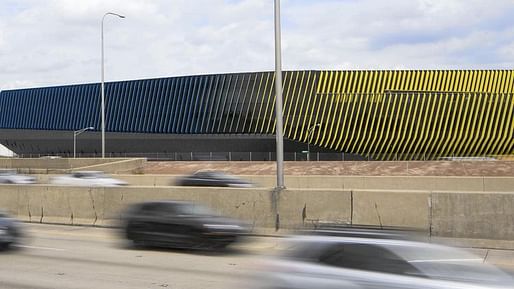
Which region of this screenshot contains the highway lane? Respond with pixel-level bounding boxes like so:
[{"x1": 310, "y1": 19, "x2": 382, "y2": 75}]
[
  {"x1": 0, "y1": 224, "x2": 267, "y2": 289},
  {"x1": 1, "y1": 223, "x2": 513, "y2": 289}
]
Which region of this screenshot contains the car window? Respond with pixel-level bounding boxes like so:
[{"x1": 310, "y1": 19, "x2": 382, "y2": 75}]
[
  {"x1": 193, "y1": 172, "x2": 210, "y2": 178},
  {"x1": 137, "y1": 203, "x2": 176, "y2": 215},
  {"x1": 174, "y1": 204, "x2": 216, "y2": 216},
  {"x1": 211, "y1": 172, "x2": 237, "y2": 180},
  {"x1": 73, "y1": 172, "x2": 105, "y2": 179},
  {"x1": 281, "y1": 241, "x2": 330, "y2": 261},
  {"x1": 194, "y1": 171, "x2": 230, "y2": 180},
  {"x1": 318, "y1": 243, "x2": 420, "y2": 275},
  {"x1": 137, "y1": 203, "x2": 160, "y2": 215},
  {"x1": 0, "y1": 170, "x2": 15, "y2": 175},
  {"x1": 85, "y1": 173, "x2": 105, "y2": 179}
]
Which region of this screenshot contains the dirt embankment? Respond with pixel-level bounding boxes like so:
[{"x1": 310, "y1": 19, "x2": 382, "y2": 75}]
[{"x1": 143, "y1": 161, "x2": 514, "y2": 176}]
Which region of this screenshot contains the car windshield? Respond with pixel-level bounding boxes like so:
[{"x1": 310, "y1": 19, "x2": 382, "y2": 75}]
[
  {"x1": 196, "y1": 171, "x2": 238, "y2": 180},
  {"x1": 386, "y1": 244, "x2": 513, "y2": 283}
]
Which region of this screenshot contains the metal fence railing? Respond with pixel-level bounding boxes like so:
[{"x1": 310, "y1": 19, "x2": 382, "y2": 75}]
[{"x1": 12, "y1": 152, "x2": 513, "y2": 161}]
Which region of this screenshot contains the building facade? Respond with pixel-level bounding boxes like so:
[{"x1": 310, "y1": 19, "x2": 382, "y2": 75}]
[{"x1": 0, "y1": 70, "x2": 513, "y2": 160}]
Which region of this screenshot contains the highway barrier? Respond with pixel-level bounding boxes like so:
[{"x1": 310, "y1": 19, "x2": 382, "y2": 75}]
[{"x1": 0, "y1": 185, "x2": 513, "y2": 249}]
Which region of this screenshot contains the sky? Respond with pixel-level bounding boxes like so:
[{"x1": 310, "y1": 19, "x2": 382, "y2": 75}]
[{"x1": 1, "y1": 0, "x2": 514, "y2": 90}]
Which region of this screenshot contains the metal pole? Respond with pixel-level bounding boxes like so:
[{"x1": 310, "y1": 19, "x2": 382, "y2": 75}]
[
  {"x1": 307, "y1": 141, "x2": 310, "y2": 161},
  {"x1": 307, "y1": 123, "x2": 320, "y2": 161},
  {"x1": 101, "y1": 12, "x2": 124, "y2": 159},
  {"x1": 73, "y1": 127, "x2": 94, "y2": 159},
  {"x1": 101, "y1": 15, "x2": 105, "y2": 159},
  {"x1": 73, "y1": 132, "x2": 77, "y2": 159},
  {"x1": 274, "y1": 0, "x2": 285, "y2": 189}
]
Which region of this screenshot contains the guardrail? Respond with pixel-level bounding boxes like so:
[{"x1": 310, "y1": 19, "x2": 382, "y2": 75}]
[{"x1": 12, "y1": 152, "x2": 514, "y2": 161}]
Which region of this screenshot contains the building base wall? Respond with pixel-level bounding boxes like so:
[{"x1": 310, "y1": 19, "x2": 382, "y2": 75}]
[{"x1": 0, "y1": 129, "x2": 358, "y2": 160}]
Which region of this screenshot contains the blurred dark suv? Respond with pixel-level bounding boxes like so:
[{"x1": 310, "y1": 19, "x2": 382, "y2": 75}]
[
  {"x1": 174, "y1": 171, "x2": 253, "y2": 188},
  {"x1": 0, "y1": 212, "x2": 23, "y2": 250},
  {"x1": 121, "y1": 201, "x2": 247, "y2": 250}
]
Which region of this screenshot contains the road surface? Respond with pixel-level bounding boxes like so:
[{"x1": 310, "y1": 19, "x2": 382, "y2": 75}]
[
  {"x1": 0, "y1": 224, "x2": 267, "y2": 289},
  {"x1": 0, "y1": 223, "x2": 512, "y2": 289}
]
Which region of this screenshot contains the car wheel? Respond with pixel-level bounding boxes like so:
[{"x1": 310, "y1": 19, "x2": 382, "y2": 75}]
[
  {"x1": 126, "y1": 222, "x2": 145, "y2": 245},
  {"x1": 132, "y1": 239, "x2": 146, "y2": 248},
  {"x1": 0, "y1": 242, "x2": 10, "y2": 251},
  {"x1": 211, "y1": 242, "x2": 229, "y2": 250}
]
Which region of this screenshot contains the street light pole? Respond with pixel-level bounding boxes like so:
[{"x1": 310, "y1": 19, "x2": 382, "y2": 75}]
[
  {"x1": 307, "y1": 123, "x2": 321, "y2": 161},
  {"x1": 274, "y1": 0, "x2": 285, "y2": 189},
  {"x1": 74, "y1": 127, "x2": 95, "y2": 158},
  {"x1": 101, "y1": 12, "x2": 125, "y2": 159}
]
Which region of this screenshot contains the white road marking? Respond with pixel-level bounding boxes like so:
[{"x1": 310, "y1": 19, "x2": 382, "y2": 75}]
[{"x1": 14, "y1": 244, "x2": 67, "y2": 251}]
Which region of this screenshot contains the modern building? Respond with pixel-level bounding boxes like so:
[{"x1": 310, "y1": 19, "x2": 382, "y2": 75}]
[{"x1": 0, "y1": 70, "x2": 513, "y2": 160}]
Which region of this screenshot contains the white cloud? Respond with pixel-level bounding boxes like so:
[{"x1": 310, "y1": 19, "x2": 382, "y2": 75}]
[{"x1": 0, "y1": 0, "x2": 513, "y2": 90}]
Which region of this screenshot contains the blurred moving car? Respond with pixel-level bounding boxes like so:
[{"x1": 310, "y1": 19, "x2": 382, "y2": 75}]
[
  {"x1": 122, "y1": 200, "x2": 247, "y2": 249},
  {"x1": 38, "y1": 155, "x2": 62, "y2": 159},
  {"x1": 51, "y1": 171, "x2": 127, "y2": 187},
  {"x1": 0, "y1": 211, "x2": 23, "y2": 250},
  {"x1": 0, "y1": 169, "x2": 36, "y2": 184},
  {"x1": 174, "y1": 171, "x2": 253, "y2": 187},
  {"x1": 259, "y1": 227, "x2": 514, "y2": 289}
]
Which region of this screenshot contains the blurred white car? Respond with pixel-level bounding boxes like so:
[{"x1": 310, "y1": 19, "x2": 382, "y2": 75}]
[
  {"x1": 257, "y1": 227, "x2": 514, "y2": 289},
  {"x1": 0, "y1": 170, "x2": 36, "y2": 184},
  {"x1": 51, "y1": 171, "x2": 127, "y2": 187}
]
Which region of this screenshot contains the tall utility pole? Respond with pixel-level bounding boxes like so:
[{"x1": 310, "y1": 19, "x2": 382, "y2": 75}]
[
  {"x1": 101, "y1": 12, "x2": 125, "y2": 158},
  {"x1": 274, "y1": 0, "x2": 285, "y2": 189}
]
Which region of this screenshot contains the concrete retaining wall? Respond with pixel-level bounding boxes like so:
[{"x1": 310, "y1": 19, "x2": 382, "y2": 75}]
[
  {"x1": 431, "y1": 191, "x2": 514, "y2": 240},
  {"x1": 352, "y1": 190, "x2": 430, "y2": 229},
  {"x1": 110, "y1": 174, "x2": 514, "y2": 192},
  {"x1": 0, "y1": 158, "x2": 146, "y2": 174},
  {"x1": 278, "y1": 189, "x2": 352, "y2": 229},
  {"x1": 1, "y1": 185, "x2": 513, "y2": 249},
  {"x1": 72, "y1": 158, "x2": 147, "y2": 174}
]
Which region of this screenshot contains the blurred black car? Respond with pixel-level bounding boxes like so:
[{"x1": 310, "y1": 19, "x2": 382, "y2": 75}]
[
  {"x1": 0, "y1": 212, "x2": 23, "y2": 250},
  {"x1": 174, "y1": 171, "x2": 253, "y2": 188},
  {"x1": 122, "y1": 201, "x2": 247, "y2": 249}
]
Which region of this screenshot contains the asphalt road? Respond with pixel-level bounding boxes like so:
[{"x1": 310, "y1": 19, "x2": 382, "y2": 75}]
[
  {"x1": 0, "y1": 224, "x2": 267, "y2": 289},
  {"x1": 1, "y1": 224, "x2": 513, "y2": 289}
]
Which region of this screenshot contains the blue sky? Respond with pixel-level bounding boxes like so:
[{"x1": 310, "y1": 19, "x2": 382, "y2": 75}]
[{"x1": 0, "y1": 0, "x2": 513, "y2": 90}]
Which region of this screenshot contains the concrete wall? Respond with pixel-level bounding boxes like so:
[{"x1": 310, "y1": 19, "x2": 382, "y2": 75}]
[
  {"x1": 431, "y1": 191, "x2": 514, "y2": 240},
  {"x1": 0, "y1": 185, "x2": 275, "y2": 227},
  {"x1": 278, "y1": 189, "x2": 352, "y2": 229},
  {"x1": 352, "y1": 190, "x2": 430, "y2": 229},
  {"x1": 0, "y1": 158, "x2": 146, "y2": 174},
  {"x1": 72, "y1": 158, "x2": 147, "y2": 174},
  {"x1": 1, "y1": 185, "x2": 514, "y2": 249},
  {"x1": 109, "y1": 174, "x2": 514, "y2": 192}
]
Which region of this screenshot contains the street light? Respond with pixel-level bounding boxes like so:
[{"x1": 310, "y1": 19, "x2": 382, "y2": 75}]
[
  {"x1": 274, "y1": 0, "x2": 285, "y2": 189},
  {"x1": 74, "y1": 127, "x2": 94, "y2": 158},
  {"x1": 101, "y1": 12, "x2": 125, "y2": 159},
  {"x1": 307, "y1": 123, "x2": 321, "y2": 161}
]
